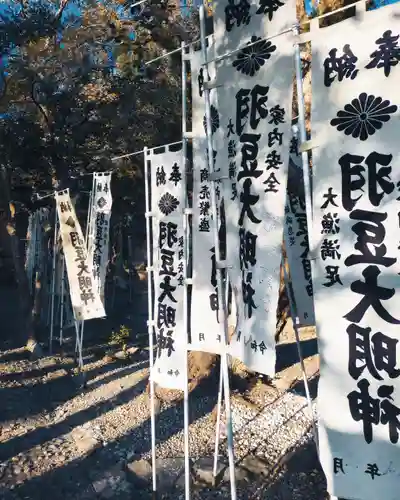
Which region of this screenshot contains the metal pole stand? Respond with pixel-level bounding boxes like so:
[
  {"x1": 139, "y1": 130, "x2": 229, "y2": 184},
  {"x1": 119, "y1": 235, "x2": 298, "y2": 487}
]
[{"x1": 199, "y1": 5, "x2": 237, "y2": 499}]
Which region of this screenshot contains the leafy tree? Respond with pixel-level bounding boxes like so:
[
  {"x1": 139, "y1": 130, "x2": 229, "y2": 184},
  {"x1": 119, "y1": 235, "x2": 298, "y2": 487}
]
[{"x1": 0, "y1": 0, "x2": 196, "y2": 350}]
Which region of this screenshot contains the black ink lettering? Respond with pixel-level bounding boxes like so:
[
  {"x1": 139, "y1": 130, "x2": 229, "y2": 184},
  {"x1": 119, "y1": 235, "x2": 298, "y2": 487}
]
[
  {"x1": 365, "y1": 463, "x2": 381, "y2": 480},
  {"x1": 242, "y1": 271, "x2": 256, "y2": 319},
  {"x1": 379, "y1": 385, "x2": 400, "y2": 444},
  {"x1": 228, "y1": 140, "x2": 237, "y2": 158},
  {"x1": 157, "y1": 303, "x2": 176, "y2": 329},
  {"x1": 259, "y1": 341, "x2": 267, "y2": 354},
  {"x1": 321, "y1": 187, "x2": 339, "y2": 209},
  {"x1": 347, "y1": 323, "x2": 400, "y2": 381},
  {"x1": 296, "y1": 213, "x2": 307, "y2": 238},
  {"x1": 199, "y1": 218, "x2": 211, "y2": 232},
  {"x1": 70, "y1": 232, "x2": 84, "y2": 248},
  {"x1": 320, "y1": 239, "x2": 341, "y2": 260},
  {"x1": 198, "y1": 67, "x2": 205, "y2": 97},
  {"x1": 267, "y1": 127, "x2": 283, "y2": 147},
  {"x1": 323, "y1": 265, "x2": 343, "y2": 287},
  {"x1": 239, "y1": 178, "x2": 261, "y2": 225},
  {"x1": 156, "y1": 328, "x2": 175, "y2": 357},
  {"x1": 340, "y1": 152, "x2": 394, "y2": 211},
  {"x1": 265, "y1": 150, "x2": 282, "y2": 170},
  {"x1": 333, "y1": 458, "x2": 345, "y2": 474},
  {"x1": 231, "y1": 183, "x2": 238, "y2": 201},
  {"x1": 344, "y1": 265, "x2": 400, "y2": 324},
  {"x1": 200, "y1": 168, "x2": 209, "y2": 183},
  {"x1": 206, "y1": 149, "x2": 217, "y2": 169},
  {"x1": 263, "y1": 172, "x2": 280, "y2": 193},
  {"x1": 60, "y1": 201, "x2": 72, "y2": 213},
  {"x1": 235, "y1": 85, "x2": 269, "y2": 135},
  {"x1": 344, "y1": 209, "x2": 396, "y2": 268},
  {"x1": 365, "y1": 30, "x2": 400, "y2": 77},
  {"x1": 256, "y1": 0, "x2": 283, "y2": 19},
  {"x1": 199, "y1": 185, "x2": 210, "y2": 200},
  {"x1": 302, "y1": 258, "x2": 312, "y2": 282},
  {"x1": 348, "y1": 378, "x2": 379, "y2": 444},
  {"x1": 229, "y1": 161, "x2": 237, "y2": 179},
  {"x1": 239, "y1": 228, "x2": 257, "y2": 270},
  {"x1": 199, "y1": 201, "x2": 211, "y2": 217},
  {"x1": 237, "y1": 133, "x2": 262, "y2": 180},
  {"x1": 77, "y1": 260, "x2": 89, "y2": 276},
  {"x1": 321, "y1": 212, "x2": 340, "y2": 234},
  {"x1": 227, "y1": 118, "x2": 235, "y2": 137},
  {"x1": 159, "y1": 249, "x2": 177, "y2": 277},
  {"x1": 156, "y1": 166, "x2": 166, "y2": 186},
  {"x1": 80, "y1": 289, "x2": 95, "y2": 304},
  {"x1": 225, "y1": 0, "x2": 251, "y2": 32},
  {"x1": 159, "y1": 222, "x2": 178, "y2": 249},
  {"x1": 158, "y1": 276, "x2": 177, "y2": 303},
  {"x1": 268, "y1": 104, "x2": 285, "y2": 125},
  {"x1": 209, "y1": 292, "x2": 218, "y2": 312},
  {"x1": 324, "y1": 44, "x2": 359, "y2": 87}
]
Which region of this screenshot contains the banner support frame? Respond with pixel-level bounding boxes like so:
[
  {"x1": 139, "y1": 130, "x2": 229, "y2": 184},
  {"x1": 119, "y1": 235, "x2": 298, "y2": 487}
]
[{"x1": 199, "y1": 5, "x2": 237, "y2": 499}]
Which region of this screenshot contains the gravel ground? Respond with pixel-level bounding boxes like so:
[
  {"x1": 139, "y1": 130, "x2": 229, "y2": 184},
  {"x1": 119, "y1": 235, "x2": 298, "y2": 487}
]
[{"x1": 0, "y1": 333, "x2": 328, "y2": 500}]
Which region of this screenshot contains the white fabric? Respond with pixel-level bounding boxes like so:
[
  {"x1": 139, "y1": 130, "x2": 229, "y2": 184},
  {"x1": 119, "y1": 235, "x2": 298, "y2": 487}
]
[
  {"x1": 55, "y1": 189, "x2": 105, "y2": 321},
  {"x1": 312, "y1": 5, "x2": 400, "y2": 499},
  {"x1": 213, "y1": 0, "x2": 296, "y2": 375},
  {"x1": 148, "y1": 145, "x2": 187, "y2": 390}
]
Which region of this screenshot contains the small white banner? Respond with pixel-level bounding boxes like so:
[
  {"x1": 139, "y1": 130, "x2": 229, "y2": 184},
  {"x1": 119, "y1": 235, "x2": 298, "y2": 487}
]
[
  {"x1": 190, "y1": 38, "x2": 226, "y2": 354},
  {"x1": 148, "y1": 144, "x2": 187, "y2": 390},
  {"x1": 87, "y1": 173, "x2": 112, "y2": 301},
  {"x1": 55, "y1": 189, "x2": 105, "y2": 321},
  {"x1": 284, "y1": 126, "x2": 315, "y2": 326}
]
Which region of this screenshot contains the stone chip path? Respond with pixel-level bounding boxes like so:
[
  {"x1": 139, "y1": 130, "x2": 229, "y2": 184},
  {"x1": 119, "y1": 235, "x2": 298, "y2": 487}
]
[{"x1": 0, "y1": 341, "x2": 327, "y2": 499}]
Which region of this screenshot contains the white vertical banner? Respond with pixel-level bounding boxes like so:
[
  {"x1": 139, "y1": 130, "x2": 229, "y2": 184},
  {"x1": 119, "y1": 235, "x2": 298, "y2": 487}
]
[
  {"x1": 55, "y1": 189, "x2": 105, "y2": 321},
  {"x1": 213, "y1": 0, "x2": 296, "y2": 375},
  {"x1": 25, "y1": 212, "x2": 36, "y2": 292},
  {"x1": 311, "y1": 5, "x2": 400, "y2": 500},
  {"x1": 284, "y1": 126, "x2": 315, "y2": 326},
  {"x1": 87, "y1": 173, "x2": 112, "y2": 301},
  {"x1": 190, "y1": 38, "x2": 225, "y2": 354},
  {"x1": 148, "y1": 144, "x2": 186, "y2": 390}
]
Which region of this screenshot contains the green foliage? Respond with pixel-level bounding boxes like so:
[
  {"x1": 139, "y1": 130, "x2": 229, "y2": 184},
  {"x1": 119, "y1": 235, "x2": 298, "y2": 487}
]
[
  {"x1": 0, "y1": 0, "x2": 196, "y2": 212},
  {"x1": 109, "y1": 324, "x2": 131, "y2": 353}
]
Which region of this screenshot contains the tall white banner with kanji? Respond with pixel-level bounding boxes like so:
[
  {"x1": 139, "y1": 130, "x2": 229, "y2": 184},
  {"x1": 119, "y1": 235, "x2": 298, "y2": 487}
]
[
  {"x1": 148, "y1": 144, "x2": 187, "y2": 390},
  {"x1": 190, "y1": 39, "x2": 226, "y2": 354},
  {"x1": 213, "y1": 0, "x2": 296, "y2": 375},
  {"x1": 55, "y1": 189, "x2": 105, "y2": 321},
  {"x1": 311, "y1": 5, "x2": 400, "y2": 499},
  {"x1": 87, "y1": 173, "x2": 112, "y2": 302}
]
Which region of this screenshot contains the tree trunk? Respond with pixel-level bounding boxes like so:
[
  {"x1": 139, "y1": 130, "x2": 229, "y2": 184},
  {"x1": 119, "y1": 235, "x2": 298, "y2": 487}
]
[{"x1": 0, "y1": 168, "x2": 43, "y2": 356}]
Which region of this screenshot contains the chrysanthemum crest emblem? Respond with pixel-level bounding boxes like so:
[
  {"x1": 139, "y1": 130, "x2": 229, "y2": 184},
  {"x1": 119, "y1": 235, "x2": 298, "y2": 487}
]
[
  {"x1": 330, "y1": 92, "x2": 397, "y2": 141},
  {"x1": 232, "y1": 35, "x2": 276, "y2": 77}
]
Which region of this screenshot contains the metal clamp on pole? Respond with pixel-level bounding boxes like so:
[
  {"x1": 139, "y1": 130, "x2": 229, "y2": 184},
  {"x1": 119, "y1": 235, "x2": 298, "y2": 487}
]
[
  {"x1": 209, "y1": 171, "x2": 228, "y2": 182},
  {"x1": 185, "y1": 278, "x2": 193, "y2": 285},
  {"x1": 183, "y1": 131, "x2": 194, "y2": 140},
  {"x1": 145, "y1": 211, "x2": 154, "y2": 218},
  {"x1": 184, "y1": 208, "x2": 193, "y2": 216},
  {"x1": 203, "y1": 79, "x2": 219, "y2": 90},
  {"x1": 216, "y1": 260, "x2": 231, "y2": 269},
  {"x1": 146, "y1": 266, "x2": 154, "y2": 273},
  {"x1": 300, "y1": 140, "x2": 317, "y2": 153}
]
